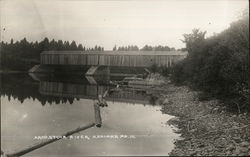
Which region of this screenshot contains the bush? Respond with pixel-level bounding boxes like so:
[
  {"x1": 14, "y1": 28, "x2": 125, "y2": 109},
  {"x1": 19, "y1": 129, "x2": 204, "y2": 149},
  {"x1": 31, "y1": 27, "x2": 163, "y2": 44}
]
[
  {"x1": 171, "y1": 12, "x2": 249, "y2": 112},
  {"x1": 149, "y1": 64, "x2": 172, "y2": 77},
  {"x1": 149, "y1": 64, "x2": 159, "y2": 73}
]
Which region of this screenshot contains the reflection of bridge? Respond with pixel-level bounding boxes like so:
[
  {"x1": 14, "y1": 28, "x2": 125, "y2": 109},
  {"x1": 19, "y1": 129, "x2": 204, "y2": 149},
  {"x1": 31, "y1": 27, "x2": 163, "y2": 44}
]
[
  {"x1": 39, "y1": 81, "x2": 151, "y2": 104},
  {"x1": 30, "y1": 51, "x2": 187, "y2": 74}
]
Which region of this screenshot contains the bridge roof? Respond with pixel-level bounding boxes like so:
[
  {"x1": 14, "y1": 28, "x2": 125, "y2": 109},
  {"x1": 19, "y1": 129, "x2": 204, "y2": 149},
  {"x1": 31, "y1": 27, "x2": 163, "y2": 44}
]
[{"x1": 41, "y1": 50, "x2": 188, "y2": 56}]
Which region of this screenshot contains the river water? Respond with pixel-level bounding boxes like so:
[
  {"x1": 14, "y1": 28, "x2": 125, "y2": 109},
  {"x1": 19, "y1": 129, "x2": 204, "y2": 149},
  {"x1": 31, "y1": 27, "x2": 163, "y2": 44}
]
[{"x1": 1, "y1": 73, "x2": 179, "y2": 156}]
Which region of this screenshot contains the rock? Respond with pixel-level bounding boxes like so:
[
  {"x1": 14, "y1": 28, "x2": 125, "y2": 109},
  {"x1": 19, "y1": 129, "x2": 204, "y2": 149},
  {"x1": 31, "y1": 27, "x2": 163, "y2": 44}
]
[
  {"x1": 233, "y1": 137, "x2": 241, "y2": 143},
  {"x1": 226, "y1": 144, "x2": 235, "y2": 151},
  {"x1": 239, "y1": 147, "x2": 248, "y2": 153},
  {"x1": 234, "y1": 147, "x2": 241, "y2": 155},
  {"x1": 189, "y1": 151, "x2": 197, "y2": 156},
  {"x1": 234, "y1": 146, "x2": 249, "y2": 154},
  {"x1": 226, "y1": 150, "x2": 231, "y2": 155},
  {"x1": 189, "y1": 129, "x2": 197, "y2": 133},
  {"x1": 239, "y1": 114, "x2": 244, "y2": 117},
  {"x1": 240, "y1": 141, "x2": 249, "y2": 147},
  {"x1": 213, "y1": 108, "x2": 218, "y2": 111},
  {"x1": 163, "y1": 98, "x2": 170, "y2": 104},
  {"x1": 239, "y1": 153, "x2": 249, "y2": 156},
  {"x1": 198, "y1": 144, "x2": 205, "y2": 148}
]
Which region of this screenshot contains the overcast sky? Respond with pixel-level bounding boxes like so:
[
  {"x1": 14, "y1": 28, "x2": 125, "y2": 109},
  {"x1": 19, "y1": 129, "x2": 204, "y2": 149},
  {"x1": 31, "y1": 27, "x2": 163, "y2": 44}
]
[{"x1": 0, "y1": 0, "x2": 248, "y2": 50}]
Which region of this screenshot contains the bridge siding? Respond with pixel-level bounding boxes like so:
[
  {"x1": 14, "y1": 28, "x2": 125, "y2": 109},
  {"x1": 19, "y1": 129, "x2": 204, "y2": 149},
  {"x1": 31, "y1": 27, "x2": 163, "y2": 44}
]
[{"x1": 41, "y1": 51, "x2": 186, "y2": 67}]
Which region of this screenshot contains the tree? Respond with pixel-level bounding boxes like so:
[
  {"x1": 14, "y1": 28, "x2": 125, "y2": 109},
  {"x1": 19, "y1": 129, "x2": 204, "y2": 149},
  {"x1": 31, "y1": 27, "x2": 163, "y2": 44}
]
[
  {"x1": 57, "y1": 40, "x2": 64, "y2": 50},
  {"x1": 49, "y1": 39, "x2": 57, "y2": 50},
  {"x1": 70, "y1": 41, "x2": 78, "y2": 50},
  {"x1": 94, "y1": 45, "x2": 98, "y2": 51},
  {"x1": 41, "y1": 37, "x2": 50, "y2": 51},
  {"x1": 171, "y1": 13, "x2": 250, "y2": 112},
  {"x1": 97, "y1": 46, "x2": 102, "y2": 51},
  {"x1": 170, "y1": 47, "x2": 176, "y2": 51},
  {"x1": 77, "y1": 44, "x2": 84, "y2": 50},
  {"x1": 10, "y1": 38, "x2": 14, "y2": 45},
  {"x1": 181, "y1": 29, "x2": 206, "y2": 55},
  {"x1": 141, "y1": 45, "x2": 153, "y2": 51},
  {"x1": 64, "y1": 41, "x2": 70, "y2": 50},
  {"x1": 113, "y1": 45, "x2": 117, "y2": 51}
]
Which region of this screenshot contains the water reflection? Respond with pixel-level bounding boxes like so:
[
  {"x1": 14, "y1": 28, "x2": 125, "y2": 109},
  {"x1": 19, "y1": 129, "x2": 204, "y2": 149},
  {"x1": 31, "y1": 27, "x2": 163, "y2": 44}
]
[
  {"x1": 1, "y1": 73, "x2": 179, "y2": 156},
  {"x1": 1, "y1": 73, "x2": 77, "y2": 105},
  {"x1": 1, "y1": 73, "x2": 153, "y2": 105}
]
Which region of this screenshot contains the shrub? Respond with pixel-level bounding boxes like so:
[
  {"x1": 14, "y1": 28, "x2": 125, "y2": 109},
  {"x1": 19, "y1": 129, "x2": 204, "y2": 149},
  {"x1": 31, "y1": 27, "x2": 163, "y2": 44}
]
[{"x1": 171, "y1": 11, "x2": 249, "y2": 112}]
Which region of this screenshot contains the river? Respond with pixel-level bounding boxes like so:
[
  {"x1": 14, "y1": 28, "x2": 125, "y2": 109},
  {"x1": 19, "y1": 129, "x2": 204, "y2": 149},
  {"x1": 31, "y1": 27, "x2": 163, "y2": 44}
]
[{"x1": 1, "y1": 73, "x2": 180, "y2": 156}]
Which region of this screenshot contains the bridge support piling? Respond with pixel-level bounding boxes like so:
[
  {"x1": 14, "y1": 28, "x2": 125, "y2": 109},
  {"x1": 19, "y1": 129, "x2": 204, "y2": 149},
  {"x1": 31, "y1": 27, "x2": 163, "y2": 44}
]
[
  {"x1": 28, "y1": 65, "x2": 55, "y2": 73},
  {"x1": 85, "y1": 66, "x2": 110, "y2": 76}
]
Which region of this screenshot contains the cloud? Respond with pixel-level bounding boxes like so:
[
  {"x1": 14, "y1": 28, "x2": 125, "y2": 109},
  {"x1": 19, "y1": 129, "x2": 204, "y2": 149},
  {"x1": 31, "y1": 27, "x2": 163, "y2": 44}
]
[{"x1": 1, "y1": 0, "x2": 248, "y2": 49}]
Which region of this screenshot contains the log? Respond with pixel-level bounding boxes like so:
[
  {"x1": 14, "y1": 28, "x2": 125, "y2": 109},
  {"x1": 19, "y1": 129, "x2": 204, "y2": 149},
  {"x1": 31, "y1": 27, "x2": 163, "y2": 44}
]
[
  {"x1": 102, "y1": 89, "x2": 109, "y2": 98},
  {"x1": 93, "y1": 89, "x2": 109, "y2": 127},
  {"x1": 97, "y1": 94, "x2": 103, "y2": 103},
  {"x1": 97, "y1": 94, "x2": 108, "y2": 107},
  {"x1": 6, "y1": 123, "x2": 95, "y2": 157},
  {"x1": 94, "y1": 103, "x2": 102, "y2": 127},
  {"x1": 1, "y1": 150, "x2": 7, "y2": 157}
]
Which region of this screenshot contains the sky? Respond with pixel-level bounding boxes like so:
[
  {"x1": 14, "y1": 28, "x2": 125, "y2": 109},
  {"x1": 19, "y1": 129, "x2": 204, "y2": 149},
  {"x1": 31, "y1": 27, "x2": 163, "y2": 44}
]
[{"x1": 0, "y1": 0, "x2": 248, "y2": 50}]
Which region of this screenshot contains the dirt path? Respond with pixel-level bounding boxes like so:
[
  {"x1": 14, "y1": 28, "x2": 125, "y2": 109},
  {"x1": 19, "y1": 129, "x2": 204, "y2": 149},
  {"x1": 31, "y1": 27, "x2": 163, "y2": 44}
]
[{"x1": 148, "y1": 80, "x2": 250, "y2": 156}]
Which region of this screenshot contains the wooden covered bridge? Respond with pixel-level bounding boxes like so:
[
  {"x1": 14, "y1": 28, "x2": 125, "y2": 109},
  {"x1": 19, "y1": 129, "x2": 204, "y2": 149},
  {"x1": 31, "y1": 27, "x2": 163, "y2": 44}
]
[{"x1": 30, "y1": 50, "x2": 187, "y2": 74}]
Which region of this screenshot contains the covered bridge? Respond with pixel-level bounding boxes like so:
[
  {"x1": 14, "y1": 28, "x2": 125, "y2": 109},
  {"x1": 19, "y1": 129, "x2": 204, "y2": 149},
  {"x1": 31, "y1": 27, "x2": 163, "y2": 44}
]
[
  {"x1": 40, "y1": 50, "x2": 187, "y2": 67},
  {"x1": 30, "y1": 50, "x2": 187, "y2": 74}
]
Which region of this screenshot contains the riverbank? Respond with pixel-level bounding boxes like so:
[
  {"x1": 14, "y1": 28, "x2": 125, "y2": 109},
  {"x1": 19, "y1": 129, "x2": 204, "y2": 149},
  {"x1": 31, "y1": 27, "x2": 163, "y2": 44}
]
[{"x1": 149, "y1": 78, "x2": 250, "y2": 156}]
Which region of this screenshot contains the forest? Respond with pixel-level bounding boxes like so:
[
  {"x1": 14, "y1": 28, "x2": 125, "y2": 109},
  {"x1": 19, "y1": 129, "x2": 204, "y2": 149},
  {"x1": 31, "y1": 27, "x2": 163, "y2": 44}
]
[
  {"x1": 0, "y1": 38, "x2": 104, "y2": 71},
  {"x1": 170, "y1": 11, "x2": 249, "y2": 112},
  {"x1": 112, "y1": 45, "x2": 179, "y2": 51}
]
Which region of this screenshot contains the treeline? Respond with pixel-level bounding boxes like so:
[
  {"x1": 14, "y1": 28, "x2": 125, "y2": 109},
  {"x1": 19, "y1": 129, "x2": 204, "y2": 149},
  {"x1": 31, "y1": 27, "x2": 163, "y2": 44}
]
[
  {"x1": 0, "y1": 37, "x2": 104, "y2": 71},
  {"x1": 113, "y1": 45, "x2": 139, "y2": 51},
  {"x1": 171, "y1": 11, "x2": 249, "y2": 112},
  {"x1": 113, "y1": 45, "x2": 181, "y2": 51},
  {"x1": 141, "y1": 45, "x2": 176, "y2": 51}
]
